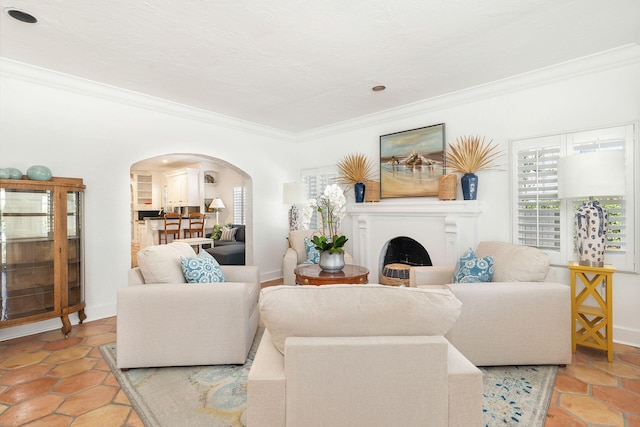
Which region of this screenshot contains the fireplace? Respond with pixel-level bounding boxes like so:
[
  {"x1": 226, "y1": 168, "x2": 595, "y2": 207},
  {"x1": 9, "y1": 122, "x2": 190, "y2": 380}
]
[
  {"x1": 379, "y1": 237, "x2": 432, "y2": 286},
  {"x1": 347, "y1": 200, "x2": 482, "y2": 283}
]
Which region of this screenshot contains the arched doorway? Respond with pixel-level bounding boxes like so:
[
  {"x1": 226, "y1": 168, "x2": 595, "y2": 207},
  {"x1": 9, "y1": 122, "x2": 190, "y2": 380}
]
[{"x1": 129, "y1": 153, "x2": 253, "y2": 267}]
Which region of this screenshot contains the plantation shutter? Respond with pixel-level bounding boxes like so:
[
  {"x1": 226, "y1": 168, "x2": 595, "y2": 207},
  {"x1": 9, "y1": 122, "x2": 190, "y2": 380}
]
[
  {"x1": 233, "y1": 186, "x2": 246, "y2": 225},
  {"x1": 516, "y1": 145, "x2": 561, "y2": 251},
  {"x1": 301, "y1": 166, "x2": 338, "y2": 230}
]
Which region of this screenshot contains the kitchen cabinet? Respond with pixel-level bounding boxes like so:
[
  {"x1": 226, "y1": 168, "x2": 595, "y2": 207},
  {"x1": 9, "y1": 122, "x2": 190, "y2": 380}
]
[
  {"x1": 0, "y1": 177, "x2": 86, "y2": 336},
  {"x1": 133, "y1": 172, "x2": 155, "y2": 209},
  {"x1": 166, "y1": 168, "x2": 200, "y2": 207}
]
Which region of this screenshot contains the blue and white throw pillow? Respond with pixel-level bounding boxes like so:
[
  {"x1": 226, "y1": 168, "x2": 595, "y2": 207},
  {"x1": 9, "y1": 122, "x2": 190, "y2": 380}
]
[
  {"x1": 452, "y1": 248, "x2": 494, "y2": 283},
  {"x1": 181, "y1": 250, "x2": 226, "y2": 283},
  {"x1": 303, "y1": 236, "x2": 320, "y2": 264}
]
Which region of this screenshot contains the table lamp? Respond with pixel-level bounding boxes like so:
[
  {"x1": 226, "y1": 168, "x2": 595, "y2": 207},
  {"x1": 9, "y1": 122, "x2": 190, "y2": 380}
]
[
  {"x1": 209, "y1": 198, "x2": 225, "y2": 225},
  {"x1": 558, "y1": 150, "x2": 626, "y2": 267},
  {"x1": 283, "y1": 182, "x2": 307, "y2": 231}
]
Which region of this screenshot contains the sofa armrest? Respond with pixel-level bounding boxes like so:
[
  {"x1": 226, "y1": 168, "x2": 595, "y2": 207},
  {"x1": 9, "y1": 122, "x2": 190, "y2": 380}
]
[
  {"x1": 128, "y1": 267, "x2": 145, "y2": 285},
  {"x1": 284, "y1": 335, "x2": 449, "y2": 427},
  {"x1": 117, "y1": 282, "x2": 253, "y2": 368},
  {"x1": 221, "y1": 265, "x2": 259, "y2": 285},
  {"x1": 410, "y1": 265, "x2": 455, "y2": 287},
  {"x1": 248, "y1": 329, "x2": 286, "y2": 427},
  {"x1": 282, "y1": 248, "x2": 299, "y2": 285}
]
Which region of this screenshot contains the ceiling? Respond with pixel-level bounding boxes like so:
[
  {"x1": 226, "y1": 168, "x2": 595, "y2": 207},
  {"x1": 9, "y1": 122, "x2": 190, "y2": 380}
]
[{"x1": 1, "y1": 0, "x2": 639, "y2": 133}]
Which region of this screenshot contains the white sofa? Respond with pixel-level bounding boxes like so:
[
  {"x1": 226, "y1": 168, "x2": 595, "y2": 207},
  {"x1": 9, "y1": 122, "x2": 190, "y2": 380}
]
[
  {"x1": 282, "y1": 229, "x2": 353, "y2": 285},
  {"x1": 117, "y1": 242, "x2": 260, "y2": 369},
  {"x1": 248, "y1": 284, "x2": 483, "y2": 427},
  {"x1": 410, "y1": 241, "x2": 572, "y2": 366}
]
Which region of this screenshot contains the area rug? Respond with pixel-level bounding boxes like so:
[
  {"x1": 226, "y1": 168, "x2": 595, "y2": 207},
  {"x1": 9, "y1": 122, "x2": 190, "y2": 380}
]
[{"x1": 101, "y1": 330, "x2": 557, "y2": 427}]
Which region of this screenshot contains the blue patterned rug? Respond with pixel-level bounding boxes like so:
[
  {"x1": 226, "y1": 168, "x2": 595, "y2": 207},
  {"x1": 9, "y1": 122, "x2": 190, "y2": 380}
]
[{"x1": 100, "y1": 329, "x2": 556, "y2": 427}]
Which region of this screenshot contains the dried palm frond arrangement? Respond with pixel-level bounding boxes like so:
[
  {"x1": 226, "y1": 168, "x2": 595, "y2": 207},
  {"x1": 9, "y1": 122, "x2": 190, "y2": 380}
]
[
  {"x1": 335, "y1": 152, "x2": 375, "y2": 184},
  {"x1": 446, "y1": 135, "x2": 504, "y2": 174}
]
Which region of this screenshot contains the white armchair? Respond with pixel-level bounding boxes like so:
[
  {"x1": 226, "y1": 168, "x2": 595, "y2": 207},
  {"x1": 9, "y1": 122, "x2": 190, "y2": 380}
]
[
  {"x1": 410, "y1": 241, "x2": 572, "y2": 366},
  {"x1": 282, "y1": 229, "x2": 353, "y2": 285},
  {"x1": 117, "y1": 242, "x2": 260, "y2": 369},
  {"x1": 248, "y1": 284, "x2": 483, "y2": 427}
]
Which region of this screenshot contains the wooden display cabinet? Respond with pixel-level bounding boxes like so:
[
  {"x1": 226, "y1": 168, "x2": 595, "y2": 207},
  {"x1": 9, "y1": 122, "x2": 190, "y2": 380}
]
[{"x1": 0, "y1": 176, "x2": 86, "y2": 336}]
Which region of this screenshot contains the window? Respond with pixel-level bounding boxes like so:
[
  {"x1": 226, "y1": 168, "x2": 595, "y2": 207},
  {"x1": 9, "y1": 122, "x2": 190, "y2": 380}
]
[
  {"x1": 511, "y1": 124, "x2": 637, "y2": 272},
  {"x1": 301, "y1": 166, "x2": 338, "y2": 230},
  {"x1": 233, "y1": 186, "x2": 246, "y2": 225}
]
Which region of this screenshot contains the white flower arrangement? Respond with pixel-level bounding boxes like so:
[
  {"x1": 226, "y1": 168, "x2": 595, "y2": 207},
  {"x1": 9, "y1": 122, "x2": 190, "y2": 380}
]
[{"x1": 301, "y1": 184, "x2": 348, "y2": 253}]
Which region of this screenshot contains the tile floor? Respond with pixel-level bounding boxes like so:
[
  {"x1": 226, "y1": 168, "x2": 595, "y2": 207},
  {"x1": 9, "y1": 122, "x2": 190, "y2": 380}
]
[{"x1": 1, "y1": 308, "x2": 639, "y2": 426}]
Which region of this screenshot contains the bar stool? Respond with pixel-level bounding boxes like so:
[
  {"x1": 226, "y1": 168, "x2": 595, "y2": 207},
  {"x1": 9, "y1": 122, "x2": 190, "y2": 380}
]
[
  {"x1": 159, "y1": 213, "x2": 182, "y2": 244},
  {"x1": 184, "y1": 212, "x2": 206, "y2": 238}
]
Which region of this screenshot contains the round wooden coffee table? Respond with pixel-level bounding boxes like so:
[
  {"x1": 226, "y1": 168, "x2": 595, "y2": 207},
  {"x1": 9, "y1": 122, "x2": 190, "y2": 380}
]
[{"x1": 294, "y1": 264, "x2": 369, "y2": 286}]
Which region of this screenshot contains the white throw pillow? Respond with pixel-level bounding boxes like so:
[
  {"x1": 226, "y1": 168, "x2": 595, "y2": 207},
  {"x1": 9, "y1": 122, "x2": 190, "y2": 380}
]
[
  {"x1": 137, "y1": 242, "x2": 197, "y2": 284},
  {"x1": 475, "y1": 241, "x2": 550, "y2": 282},
  {"x1": 220, "y1": 226, "x2": 238, "y2": 241},
  {"x1": 259, "y1": 284, "x2": 462, "y2": 354}
]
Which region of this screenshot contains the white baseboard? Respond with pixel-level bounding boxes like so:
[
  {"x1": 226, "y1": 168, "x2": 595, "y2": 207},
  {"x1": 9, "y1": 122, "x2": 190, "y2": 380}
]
[
  {"x1": 614, "y1": 326, "x2": 640, "y2": 348},
  {"x1": 260, "y1": 269, "x2": 283, "y2": 283}
]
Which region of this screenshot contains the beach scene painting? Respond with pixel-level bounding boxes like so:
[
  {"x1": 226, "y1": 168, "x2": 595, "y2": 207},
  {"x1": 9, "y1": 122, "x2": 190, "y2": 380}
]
[{"x1": 380, "y1": 123, "x2": 445, "y2": 198}]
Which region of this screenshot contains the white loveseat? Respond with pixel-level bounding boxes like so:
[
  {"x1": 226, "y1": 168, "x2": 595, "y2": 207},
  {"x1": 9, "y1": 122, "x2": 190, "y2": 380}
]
[
  {"x1": 410, "y1": 241, "x2": 572, "y2": 366},
  {"x1": 117, "y1": 242, "x2": 260, "y2": 369},
  {"x1": 282, "y1": 229, "x2": 353, "y2": 285},
  {"x1": 247, "y1": 284, "x2": 483, "y2": 427}
]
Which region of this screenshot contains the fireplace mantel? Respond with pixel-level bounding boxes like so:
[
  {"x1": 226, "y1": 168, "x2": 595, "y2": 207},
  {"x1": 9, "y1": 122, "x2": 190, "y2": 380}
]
[{"x1": 346, "y1": 200, "x2": 482, "y2": 283}]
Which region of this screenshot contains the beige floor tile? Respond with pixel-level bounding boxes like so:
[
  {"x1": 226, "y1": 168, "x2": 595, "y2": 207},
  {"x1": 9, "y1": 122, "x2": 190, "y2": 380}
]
[
  {"x1": 0, "y1": 377, "x2": 58, "y2": 405},
  {"x1": 57, "y1": 385, "x2": 118, "y2": 416},
  {"x1": 0, "y1": 352, "x2": 50, "y2": 370},
  {"x1": 0, "y1": 393, "x2": 65, "y2": 426},
  {"x1": 43, "y1": 346, "x2": 91, "y2": 365},
  {"x1": 565, "y1": 364, "x2": 619, "y2": 386},
  {"x1": 559, "y1": 394, "x2": 624, "y2": 426},
  {"x1": 53, "y1": 371, "x2": 107, "y2": 395},
  {"x1": 68, "y1": 404, "x2": 130, "y2": 427},
  {"x1": 48, "y1": 358, "x2": 98, "y2": 379}
]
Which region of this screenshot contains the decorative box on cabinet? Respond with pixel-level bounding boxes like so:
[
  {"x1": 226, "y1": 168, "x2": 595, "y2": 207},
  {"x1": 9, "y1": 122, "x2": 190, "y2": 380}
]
[{"x1": 0, "y1": 176, "x2": 86, "y2": 336}]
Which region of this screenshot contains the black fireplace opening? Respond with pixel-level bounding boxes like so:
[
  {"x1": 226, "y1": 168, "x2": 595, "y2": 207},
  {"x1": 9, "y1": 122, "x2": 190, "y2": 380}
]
[
  {"x1": 379, "y1": 236, "x2": 432, "y2": 286},
  {"x1": 382, "y1": 236, "x2": 432, "y2": 267}
]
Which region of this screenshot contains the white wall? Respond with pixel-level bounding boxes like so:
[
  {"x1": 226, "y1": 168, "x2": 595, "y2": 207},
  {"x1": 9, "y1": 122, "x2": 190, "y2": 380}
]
[
  {"x1": 295, "y1": 46, "x2": 640, "y2": 346},
  {"x1": 0, "y1": 59, "x2": 296, "y2": 339}
]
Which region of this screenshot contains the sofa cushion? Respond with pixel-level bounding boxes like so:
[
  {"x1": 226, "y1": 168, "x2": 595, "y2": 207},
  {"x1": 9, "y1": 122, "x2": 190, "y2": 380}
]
[
  {"x1": 220, "y1": 226, "x2": 238, "y2": 241},
  {"x1": 452, "y1": 248, "x2": 494, "y2": 283},
  {"x1": 475, "y1": 241, "x2": 550, "y2": 282},
  {"x1": 303, "y1": 236, "x2": 320, "y2": 264},
  {"x1": 180, "y1": 250, "x2": 226, "y2": 283},
  {"x1": 259, "y1": 284, "x2": 462, "y2": 354},
  {"x1": 137, "y1": 242, "x2": 196, "y2": 284}
]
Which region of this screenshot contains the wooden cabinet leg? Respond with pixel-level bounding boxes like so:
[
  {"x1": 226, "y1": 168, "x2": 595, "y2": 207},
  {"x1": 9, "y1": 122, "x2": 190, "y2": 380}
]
[
  {"x1": 61, "y1": 313, "x2": 71, "y2": 337},
  {"x1": 78, "y1": 308, "x2": 87, "y2": 324}
]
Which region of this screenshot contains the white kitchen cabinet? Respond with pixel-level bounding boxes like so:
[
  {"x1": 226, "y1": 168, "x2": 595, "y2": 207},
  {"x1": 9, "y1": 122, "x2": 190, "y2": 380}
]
[
  {"x1": 166, "y1": 168, "x2": 200, "y2": 206},
  {"x1": 133, "y1": 172, "x2": 156, "y2": 209}
]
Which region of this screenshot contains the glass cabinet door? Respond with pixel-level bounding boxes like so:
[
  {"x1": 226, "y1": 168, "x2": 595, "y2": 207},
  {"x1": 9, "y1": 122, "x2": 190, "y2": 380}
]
[
  {"x1": 66, "y1": 191, "x2": 84, "y2": 308},
  {"x1": 1, "y1": 189, "x2": 56, "y2": 321}
]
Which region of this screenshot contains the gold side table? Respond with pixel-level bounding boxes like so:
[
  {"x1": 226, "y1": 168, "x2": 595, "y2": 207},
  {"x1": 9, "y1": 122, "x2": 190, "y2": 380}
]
[{"x1": 568, "y1": 261, "x2": 616, "y2": 362}]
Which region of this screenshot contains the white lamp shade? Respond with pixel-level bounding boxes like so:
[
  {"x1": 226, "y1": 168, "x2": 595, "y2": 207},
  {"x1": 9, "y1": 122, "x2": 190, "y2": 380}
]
[
  {"x1": 209, "y1": 198, "x2": 225, "y2": 210},
  {"x1": 557, "y1": 150, "x2": 626, "y2": 199},
  {"x1": 283, "y1": 182, "x2": 307, "y2": 204}
]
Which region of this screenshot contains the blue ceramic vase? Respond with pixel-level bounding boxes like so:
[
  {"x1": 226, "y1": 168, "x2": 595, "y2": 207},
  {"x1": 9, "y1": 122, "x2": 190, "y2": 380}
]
[
  {"x1": 461, "y1": 173, "x2": 478, "y2": 200},
  {"x1": 354, "y1": 182, "x2": 365, "y2": 203}
]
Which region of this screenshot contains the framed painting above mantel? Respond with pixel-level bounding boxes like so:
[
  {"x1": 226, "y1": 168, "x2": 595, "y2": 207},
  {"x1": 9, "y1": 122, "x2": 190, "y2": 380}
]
[{"x1": 379, "y1": 123, "x2": 445, "y2": 198}]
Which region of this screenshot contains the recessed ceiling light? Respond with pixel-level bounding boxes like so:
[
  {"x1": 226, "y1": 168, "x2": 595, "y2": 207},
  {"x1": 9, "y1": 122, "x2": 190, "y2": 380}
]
[
  {"x1": 372, "y1": 85, "x2": 386, "y2": 92},
  {"x1": 7, "y1": 9, "x2": 38, "y2": 23}
]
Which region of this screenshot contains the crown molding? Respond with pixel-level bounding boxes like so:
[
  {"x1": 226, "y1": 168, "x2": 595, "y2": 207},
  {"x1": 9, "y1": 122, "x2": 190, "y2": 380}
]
[
  {"x1": 0, "y1": 57, "x2": 296, "y2": 142},
  {"x1": 296, "y1": 43, "x2": 640, "y2": 142}
]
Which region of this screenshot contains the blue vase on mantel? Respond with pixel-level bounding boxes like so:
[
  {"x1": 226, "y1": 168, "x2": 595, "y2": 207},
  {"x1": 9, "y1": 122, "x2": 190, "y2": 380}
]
[
  {"x1": 461, "y1": 173, "x2": 478, "y2": 200},
  {"x1": 354, "y1": 182, "x2": 365, "y2": 203}
]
